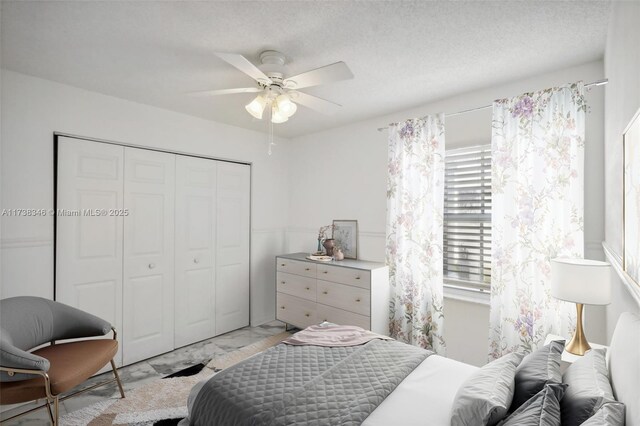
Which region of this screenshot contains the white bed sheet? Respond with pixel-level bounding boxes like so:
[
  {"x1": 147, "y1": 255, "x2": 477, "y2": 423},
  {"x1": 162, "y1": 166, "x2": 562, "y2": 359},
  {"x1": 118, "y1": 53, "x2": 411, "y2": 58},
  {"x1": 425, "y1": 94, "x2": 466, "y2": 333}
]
[{"x1": 363, "y1": 354, "x2": 478, "y2": 426}]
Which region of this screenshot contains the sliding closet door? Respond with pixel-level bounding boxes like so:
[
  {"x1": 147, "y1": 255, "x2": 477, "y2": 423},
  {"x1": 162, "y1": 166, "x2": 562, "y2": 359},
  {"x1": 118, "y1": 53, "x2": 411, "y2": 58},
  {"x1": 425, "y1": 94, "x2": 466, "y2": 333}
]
[
  {"x1": 215, "y1": 162, "x2": 250, "y2": 335},
  {"x1": 56, "y1": 137, "x2": 124, "y2": 366},
  {"x1": 174, "y1": 156, "x2": 217, "y2": 347},
  {"x1": 122, "y1": 147, "x2": 175, "y2": 365}
]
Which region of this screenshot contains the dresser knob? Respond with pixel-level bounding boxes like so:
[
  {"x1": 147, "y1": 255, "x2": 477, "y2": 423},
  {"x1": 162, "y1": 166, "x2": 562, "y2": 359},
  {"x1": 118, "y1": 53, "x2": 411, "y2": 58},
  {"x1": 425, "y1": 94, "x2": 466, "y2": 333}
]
[
  {"x1": 305, "y1": 313, "x2": 310, "y2": 317},
  {"x1": 194, "y1": 258, "x2": 199, "y2": 264},
  {"x1": 356, "y1": 298, "x2": 361, "y2": 302},
  {"x1": 281, "y1": 263, "x2": 286, "y2": 267},
  {"x1": 355, "y1": 276, "x2": 361, "y2": 280},
  {"x1": 148, "y1": 263, "x2": 156, "y2": 269},
  {"x1": 306, "y1": 287, "x2": 310, "y2": 290},
  {"x1": 305, "y1": 267, "x2": 310, "y2": 271},
  {"x1": 323, "y1": 291, "x2": 328, "y2": 295},
  {"x1": 323, "y1": 271, "x2": 328, "y2": 274},
  {"x1": 280, "y1": 306, "x2": 285, "y2": 310},
  {"x1": 281, "y1": 281, "x2": 286, "y2": 284}
]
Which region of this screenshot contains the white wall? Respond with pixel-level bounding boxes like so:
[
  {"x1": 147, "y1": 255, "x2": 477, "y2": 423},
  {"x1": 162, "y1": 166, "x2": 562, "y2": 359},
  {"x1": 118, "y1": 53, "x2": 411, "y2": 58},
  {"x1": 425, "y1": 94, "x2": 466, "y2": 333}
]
[
  {"x1": 603, "y1": 1, "x2": 640, "y2": 339},
  {"x1": 0, "y1": 70, "x2": 289, "y2": 326},
  {"x1": 286, "y1": 61, "x2": 606, "y2": 366}
]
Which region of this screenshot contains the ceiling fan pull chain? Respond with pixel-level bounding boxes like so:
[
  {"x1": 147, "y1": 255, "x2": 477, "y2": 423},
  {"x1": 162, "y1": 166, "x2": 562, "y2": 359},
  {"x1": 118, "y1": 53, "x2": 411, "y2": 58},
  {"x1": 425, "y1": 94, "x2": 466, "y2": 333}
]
[{"x1": 268, "y1": 114, "x2": 275, "y2": 156}]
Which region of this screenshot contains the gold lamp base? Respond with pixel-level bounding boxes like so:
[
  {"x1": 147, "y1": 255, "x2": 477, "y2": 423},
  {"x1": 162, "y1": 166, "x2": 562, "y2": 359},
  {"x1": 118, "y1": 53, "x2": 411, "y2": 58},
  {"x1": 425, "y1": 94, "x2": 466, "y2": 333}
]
[{"x1": 565, "y1": 303, "x2": 591, "y2": 356}]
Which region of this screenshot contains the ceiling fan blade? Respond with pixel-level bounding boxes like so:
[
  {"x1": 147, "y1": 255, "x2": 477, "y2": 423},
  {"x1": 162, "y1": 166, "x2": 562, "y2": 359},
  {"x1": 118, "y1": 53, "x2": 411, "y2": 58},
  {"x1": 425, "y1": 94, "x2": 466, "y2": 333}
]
[
  {"x1": 292, "y1": 92, "x2": 342, "y2": 115},
  {"x1": 284, "y1": 62, "x2": 353, "y2": 89},
  {"x1": 188, "y1": 87, "x2": 262, "y2": 97},
  {"x1": 214, "y1": 52, "x2": 273, "y2": 85}
]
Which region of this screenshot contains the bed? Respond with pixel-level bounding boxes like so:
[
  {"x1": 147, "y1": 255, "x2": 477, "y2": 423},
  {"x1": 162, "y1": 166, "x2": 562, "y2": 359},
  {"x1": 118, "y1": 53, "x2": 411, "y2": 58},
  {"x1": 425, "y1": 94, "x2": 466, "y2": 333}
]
[{"x1": 181, "y1": 313, "x2": 640, "y2": 425}]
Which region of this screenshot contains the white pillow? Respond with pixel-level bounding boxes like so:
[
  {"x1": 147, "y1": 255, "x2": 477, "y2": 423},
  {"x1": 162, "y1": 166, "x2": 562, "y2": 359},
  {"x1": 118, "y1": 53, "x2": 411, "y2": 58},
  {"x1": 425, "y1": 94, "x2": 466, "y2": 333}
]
[{"x1": 450, "y1": 352, "x2": 525, "y2": 426}]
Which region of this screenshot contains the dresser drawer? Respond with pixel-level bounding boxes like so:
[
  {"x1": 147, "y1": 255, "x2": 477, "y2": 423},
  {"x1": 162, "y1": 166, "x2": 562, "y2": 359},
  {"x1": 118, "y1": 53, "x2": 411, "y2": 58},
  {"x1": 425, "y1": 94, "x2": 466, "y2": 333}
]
[
  {"x1": 317, "y1": 280, "x2": 370, "y2": 316},
  {"x1": 276, "y1": 258, "x2": 317, "y2": 278},
  {"x1": 277, "y1": 272, "x2": 316, "y2": 301},
  {"x1": 276, "y1": 293, "x2": 317, "y2": 329},
  {"x1": 317, "y1": 304, "x2": 370, "y2": 330},
  {"x1": 316, "y1": 264, "x2": 370, "y2": 289}
]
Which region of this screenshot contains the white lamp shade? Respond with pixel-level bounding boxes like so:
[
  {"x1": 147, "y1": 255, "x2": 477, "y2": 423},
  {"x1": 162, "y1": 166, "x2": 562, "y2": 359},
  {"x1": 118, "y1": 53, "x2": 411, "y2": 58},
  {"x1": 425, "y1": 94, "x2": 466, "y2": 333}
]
[
  {"x1": 276, "y1": 94, "x2": 297, "y2": 117},
  {"x1": 550, "y1": 258, "x2": 612, "y2": 305},
  {"x1": 245, "y1": 95, "x2": 267, "y2": 119},
  {"x1": 271, "y1": 105, "x2": 289, "y2": 123}
]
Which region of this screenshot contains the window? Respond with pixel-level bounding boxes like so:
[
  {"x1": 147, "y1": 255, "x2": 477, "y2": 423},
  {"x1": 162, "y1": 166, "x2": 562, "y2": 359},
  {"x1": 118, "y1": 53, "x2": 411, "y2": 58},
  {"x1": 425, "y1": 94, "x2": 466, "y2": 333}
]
[{"x1": 443, "y1": 145, "x2": 491, "y2": 291}]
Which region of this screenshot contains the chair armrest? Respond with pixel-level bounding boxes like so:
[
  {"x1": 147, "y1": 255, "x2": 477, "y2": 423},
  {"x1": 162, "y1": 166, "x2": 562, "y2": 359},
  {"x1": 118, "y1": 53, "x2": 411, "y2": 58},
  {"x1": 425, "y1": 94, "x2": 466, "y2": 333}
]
[
  {"x1": 50, "y1": 301, "x2": 112, "y2": 341},
  {"x1": 0, "y1": 337, "x2": 50, "y2": 382}
]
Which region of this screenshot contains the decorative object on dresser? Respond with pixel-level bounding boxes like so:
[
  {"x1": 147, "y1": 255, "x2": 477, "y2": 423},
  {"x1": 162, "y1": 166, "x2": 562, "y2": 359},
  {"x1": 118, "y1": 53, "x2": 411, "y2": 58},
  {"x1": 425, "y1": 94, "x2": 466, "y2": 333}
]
[
  {"x1": 623, "y1": 106, "x2": 640, "y2": 286},
  {"x1": 275, "y1": 253, "x2": 389, "y2": 334},
  {"x1": 332, "y1": 219, "x2": 358, "y2": 259},
  {"x1": 322, "y1": 238, "x2": 336, "y2": 256},
  {"x1": 317, "y1": 224, "x2": 335, "y2": 254},
  {"x1": 550, "y1": 258, "x2": 612, "y2": 355}
]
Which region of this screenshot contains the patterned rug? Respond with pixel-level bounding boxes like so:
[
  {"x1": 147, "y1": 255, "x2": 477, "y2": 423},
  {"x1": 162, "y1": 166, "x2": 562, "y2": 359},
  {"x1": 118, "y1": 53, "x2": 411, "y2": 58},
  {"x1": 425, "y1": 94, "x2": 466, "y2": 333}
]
[{"x1": 60, "y1": 331, "x2": 291, "y2": 426}]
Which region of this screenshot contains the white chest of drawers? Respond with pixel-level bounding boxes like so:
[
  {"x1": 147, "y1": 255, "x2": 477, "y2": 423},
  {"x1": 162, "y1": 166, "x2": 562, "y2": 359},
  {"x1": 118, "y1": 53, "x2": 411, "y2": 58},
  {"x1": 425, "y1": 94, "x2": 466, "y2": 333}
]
[{"x1": 275, "y1": 253, "x2": 390, "y2": 335}]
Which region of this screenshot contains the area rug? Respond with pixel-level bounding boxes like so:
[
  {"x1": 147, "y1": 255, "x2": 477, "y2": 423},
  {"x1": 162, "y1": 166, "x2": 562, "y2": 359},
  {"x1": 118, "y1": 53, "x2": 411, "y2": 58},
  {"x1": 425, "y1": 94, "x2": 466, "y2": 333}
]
[
  {"x1": 205, "y1": 331, "x2": 292, "y2": 370},
  {"x1": 60, "y1": 331, "x2": 291, "y2": 426}
]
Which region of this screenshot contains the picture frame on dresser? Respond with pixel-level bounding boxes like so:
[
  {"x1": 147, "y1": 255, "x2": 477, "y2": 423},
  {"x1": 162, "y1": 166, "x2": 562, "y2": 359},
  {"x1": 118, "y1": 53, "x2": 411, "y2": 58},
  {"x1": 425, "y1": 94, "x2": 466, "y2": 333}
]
[
  {"x1": 623, "y1": 107, "x2": 640, "y2": 287},
  {"x1": 332, "y1": 219, "x2": 358, "y2": 259}
]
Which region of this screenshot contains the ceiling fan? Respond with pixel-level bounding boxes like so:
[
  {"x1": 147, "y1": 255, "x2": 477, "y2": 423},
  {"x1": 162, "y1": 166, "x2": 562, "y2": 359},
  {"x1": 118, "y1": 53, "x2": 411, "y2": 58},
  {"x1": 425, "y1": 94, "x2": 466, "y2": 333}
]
[{"x1": 190, "y1": 50, "x2": 354, "y2": 124}]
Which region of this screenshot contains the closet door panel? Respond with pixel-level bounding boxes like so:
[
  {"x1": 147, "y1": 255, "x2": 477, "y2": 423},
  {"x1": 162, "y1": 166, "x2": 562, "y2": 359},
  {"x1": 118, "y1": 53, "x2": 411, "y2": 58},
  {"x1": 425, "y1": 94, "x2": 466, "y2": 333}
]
[
  {"x1": 174, "y1": 156, "x2": 217, "y2": 347},
  {"x1": 56, "y1": 137, "x2": 124, "y2": 366},
  {"x1": 123, "y1": 147, "x2": 175, "y2": 365},
  {"x1": 215, "y1": 162, "x2": 250, "y2": 335}
]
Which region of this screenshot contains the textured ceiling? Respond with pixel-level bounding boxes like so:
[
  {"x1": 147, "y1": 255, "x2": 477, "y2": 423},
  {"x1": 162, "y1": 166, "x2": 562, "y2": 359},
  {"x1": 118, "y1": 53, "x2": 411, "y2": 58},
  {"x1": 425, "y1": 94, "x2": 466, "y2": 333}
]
[{"x1": 1, "y1": 1, "x2": 611, "y2": 138}]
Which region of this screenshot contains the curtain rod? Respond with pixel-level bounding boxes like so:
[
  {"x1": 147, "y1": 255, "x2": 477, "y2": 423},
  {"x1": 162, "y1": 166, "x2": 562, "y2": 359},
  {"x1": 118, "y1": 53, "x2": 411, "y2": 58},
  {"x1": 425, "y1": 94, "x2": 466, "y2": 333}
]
[{"x1": 376, "y1": 78, "x2": 608, "y2": 132}]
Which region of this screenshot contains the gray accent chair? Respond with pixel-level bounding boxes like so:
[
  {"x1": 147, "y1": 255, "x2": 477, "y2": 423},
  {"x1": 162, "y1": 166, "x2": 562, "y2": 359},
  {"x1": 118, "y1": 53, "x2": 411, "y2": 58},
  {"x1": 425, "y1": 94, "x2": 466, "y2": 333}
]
[{"x1": 0, "y1": 296, "x2": 125, "y2": 425}]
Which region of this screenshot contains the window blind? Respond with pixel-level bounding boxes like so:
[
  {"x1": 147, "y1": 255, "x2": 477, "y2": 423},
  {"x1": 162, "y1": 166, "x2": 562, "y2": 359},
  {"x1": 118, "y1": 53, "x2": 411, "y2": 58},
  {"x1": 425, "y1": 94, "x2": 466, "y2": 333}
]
[{"x1": 444, "y1": 144, "x2": 492, "y2": 290}]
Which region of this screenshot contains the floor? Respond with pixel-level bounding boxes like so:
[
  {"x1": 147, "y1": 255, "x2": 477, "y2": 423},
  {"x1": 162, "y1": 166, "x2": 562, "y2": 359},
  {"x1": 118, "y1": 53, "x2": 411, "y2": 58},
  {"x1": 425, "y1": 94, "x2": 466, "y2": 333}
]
[{"x1": 1, "y1": 321, "x2": 286, "y2": 425}]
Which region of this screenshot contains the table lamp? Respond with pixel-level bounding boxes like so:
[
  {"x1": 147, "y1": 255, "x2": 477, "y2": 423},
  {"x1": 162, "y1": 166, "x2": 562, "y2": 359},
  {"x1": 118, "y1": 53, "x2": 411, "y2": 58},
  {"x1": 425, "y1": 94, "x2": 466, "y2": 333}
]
[{"x1": 550, "y1": 258, "x2": 612, "y2": 356}]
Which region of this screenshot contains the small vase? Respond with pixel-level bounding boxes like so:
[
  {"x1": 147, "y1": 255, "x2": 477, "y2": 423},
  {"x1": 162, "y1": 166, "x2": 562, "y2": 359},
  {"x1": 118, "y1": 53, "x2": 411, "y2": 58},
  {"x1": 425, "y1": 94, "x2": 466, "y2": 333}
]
[
  {"x1": 322, "y1": 238, "x2": 335, "y2": 256},
  {"x1": 333, "y1": 248, "x2": 344, "y2": 261}
]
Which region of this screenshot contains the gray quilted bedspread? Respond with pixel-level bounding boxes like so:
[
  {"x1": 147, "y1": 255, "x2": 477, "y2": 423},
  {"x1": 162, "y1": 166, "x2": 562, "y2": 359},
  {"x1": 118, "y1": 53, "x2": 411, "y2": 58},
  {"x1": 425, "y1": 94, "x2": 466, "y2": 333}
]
[{"x1": 189, "y1": 339, "x2": 431, "y2": 426}]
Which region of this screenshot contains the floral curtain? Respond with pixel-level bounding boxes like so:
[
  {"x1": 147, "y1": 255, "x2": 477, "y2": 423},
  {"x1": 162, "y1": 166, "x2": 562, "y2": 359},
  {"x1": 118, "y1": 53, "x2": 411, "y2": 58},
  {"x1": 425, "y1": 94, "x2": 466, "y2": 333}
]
[
  {"x1": 387, "y1": 114, "x2": 446, "y2": 354},
  {"x1": 489, "y1": 82, "x2": 586, "y2": 360}
]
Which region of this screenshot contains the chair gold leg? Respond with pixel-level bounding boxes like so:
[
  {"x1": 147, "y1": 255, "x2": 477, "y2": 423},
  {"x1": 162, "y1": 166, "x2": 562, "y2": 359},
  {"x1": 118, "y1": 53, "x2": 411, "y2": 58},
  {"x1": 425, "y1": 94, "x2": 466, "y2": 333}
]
[
  {"x1": 53, "y1": 396, "x2": 59, "y2": 426},
  {"x1": 110, "y1": 359, "x2": 126, "y2": 398},
  {"x1": 46, "y1": 400, "x2": 55, "y2": 424}
]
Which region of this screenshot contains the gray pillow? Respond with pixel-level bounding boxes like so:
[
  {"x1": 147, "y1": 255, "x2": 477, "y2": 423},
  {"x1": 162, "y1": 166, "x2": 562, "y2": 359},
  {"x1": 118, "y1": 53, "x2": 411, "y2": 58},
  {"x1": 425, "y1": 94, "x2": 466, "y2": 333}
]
[
  {"x1": 561, "y1": 348, "x2": 617, "y2": 426},
  {"x1": 497, "y1": 383, "x2": 567, "y2": 426},
  {"x1": 511, "y1": 340, "x2": 564, "y2": 411},
  {"x1": 580, "y1": 401, "x2": 625, "y2": 426},
  {"x1": 451, "y1": 351, "x2": 525, "y2": 426}
]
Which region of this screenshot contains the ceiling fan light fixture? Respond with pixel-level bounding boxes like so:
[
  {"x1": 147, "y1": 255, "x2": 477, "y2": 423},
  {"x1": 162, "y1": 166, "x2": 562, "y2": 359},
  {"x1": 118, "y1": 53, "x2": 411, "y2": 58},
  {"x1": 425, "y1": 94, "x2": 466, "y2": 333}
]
[
  {"x1": 276, "y1": 94, "x2": 297, "y2": 117},
  {"x1": 271, "y1": 105, "x2": 289, "y2": 124},
  {"x1": 245, "y1": 95, "x2": 267, "y2": 119}
]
